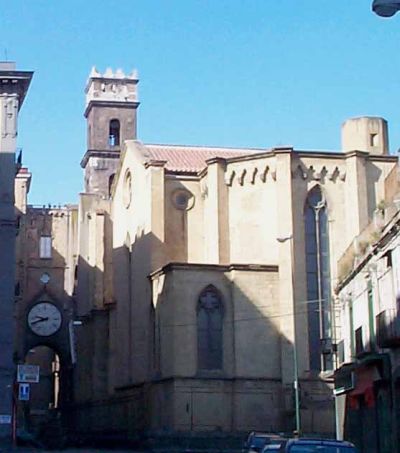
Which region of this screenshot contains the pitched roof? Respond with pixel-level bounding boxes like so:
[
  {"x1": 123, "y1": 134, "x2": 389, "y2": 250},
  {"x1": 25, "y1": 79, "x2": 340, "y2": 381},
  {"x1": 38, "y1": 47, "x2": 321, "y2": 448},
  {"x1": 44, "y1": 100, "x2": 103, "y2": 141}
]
[{"x1": 144, "y1": 144, "x2": 265, "y2": 173}]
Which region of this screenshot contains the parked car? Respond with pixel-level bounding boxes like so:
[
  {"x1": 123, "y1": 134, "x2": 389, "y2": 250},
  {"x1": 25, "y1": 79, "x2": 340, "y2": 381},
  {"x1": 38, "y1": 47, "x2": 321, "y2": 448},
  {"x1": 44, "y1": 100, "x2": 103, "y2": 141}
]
[
  {"x1": 279, "y1": 438, "x2": 358, "y2": 452},
  {"x1": 243, "y1": 432, "x2": 287, "y2": 453}
]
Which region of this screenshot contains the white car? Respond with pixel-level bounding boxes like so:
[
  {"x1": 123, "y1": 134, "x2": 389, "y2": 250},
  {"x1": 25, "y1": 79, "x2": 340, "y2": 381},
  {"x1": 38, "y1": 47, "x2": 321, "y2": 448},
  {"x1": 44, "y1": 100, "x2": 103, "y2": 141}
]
[{"x1": 262, "y1": 444, "x2": 282, "y2": 452}]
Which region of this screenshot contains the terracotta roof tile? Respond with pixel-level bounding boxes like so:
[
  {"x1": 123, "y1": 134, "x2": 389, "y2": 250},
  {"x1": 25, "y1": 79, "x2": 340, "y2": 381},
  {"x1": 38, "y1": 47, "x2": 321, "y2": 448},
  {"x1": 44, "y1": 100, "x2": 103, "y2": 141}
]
[{"x1": 144, "y1": 144, "x2": 265, "y2": 173}]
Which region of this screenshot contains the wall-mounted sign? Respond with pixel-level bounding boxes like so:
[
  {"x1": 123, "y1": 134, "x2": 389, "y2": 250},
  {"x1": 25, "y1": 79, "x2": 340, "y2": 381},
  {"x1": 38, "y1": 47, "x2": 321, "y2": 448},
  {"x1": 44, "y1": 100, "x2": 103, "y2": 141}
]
[
  {"x1": 18, "y1": 383, "x2": 30, "y2": 401},
  {"x1": 0, "y1": 415, "x2": 11, "y2": 424},
  {"x1": 17, "y1": 364, "x2": 40, "y2": 383}
]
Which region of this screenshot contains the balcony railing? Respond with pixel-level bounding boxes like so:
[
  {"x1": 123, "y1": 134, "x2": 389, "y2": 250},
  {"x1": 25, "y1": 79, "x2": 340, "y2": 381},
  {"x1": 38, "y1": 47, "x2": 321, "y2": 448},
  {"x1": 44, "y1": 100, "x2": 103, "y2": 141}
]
[{"x1": 376, "y1": 309, "x2": 400, "y2": 348}]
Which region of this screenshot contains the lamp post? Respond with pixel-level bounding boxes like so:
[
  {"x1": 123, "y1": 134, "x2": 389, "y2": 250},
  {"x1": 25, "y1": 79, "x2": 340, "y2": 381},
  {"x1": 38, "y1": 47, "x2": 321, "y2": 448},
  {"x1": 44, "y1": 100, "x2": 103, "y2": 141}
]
[
  {"x1": 277, "y1": 234, "x2": 301, "y2": 435},
  {"x1": 372, "y1": 0, "x2": 400, "y2": 17}
]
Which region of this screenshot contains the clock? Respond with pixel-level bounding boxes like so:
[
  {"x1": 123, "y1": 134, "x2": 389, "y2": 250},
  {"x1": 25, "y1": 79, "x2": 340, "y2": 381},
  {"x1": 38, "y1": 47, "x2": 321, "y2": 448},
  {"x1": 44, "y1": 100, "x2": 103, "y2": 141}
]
[{"x1": 27, "y1": 302, "x2": 62, "y2": 337}]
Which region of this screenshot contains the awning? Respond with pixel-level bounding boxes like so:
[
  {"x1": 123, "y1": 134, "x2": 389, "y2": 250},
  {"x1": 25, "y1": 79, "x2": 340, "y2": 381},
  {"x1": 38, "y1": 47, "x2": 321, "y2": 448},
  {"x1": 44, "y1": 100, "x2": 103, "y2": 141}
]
[
  {"x1": 334, "y1": 353, "x2": 390, "y2": 395},
  {"x1": 350, "y1": 369, "x2": 376, "y2": 396},
  {"x1": 348, "y1": 365, "x2": 381, "y2": 408}
]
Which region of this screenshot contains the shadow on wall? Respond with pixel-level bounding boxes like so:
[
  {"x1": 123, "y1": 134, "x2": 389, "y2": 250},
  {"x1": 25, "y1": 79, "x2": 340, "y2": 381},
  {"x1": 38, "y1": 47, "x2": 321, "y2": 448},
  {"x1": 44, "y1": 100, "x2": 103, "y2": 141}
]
[
  {"x1": 69, "y1": 219, "x2": 335, "y2": 442},
  {"x1": 165, "y1": 180, "x2": 196, "y2": 263},
  {"x1": 366, "y1": 163, "x2": 383, "y2": 220}
]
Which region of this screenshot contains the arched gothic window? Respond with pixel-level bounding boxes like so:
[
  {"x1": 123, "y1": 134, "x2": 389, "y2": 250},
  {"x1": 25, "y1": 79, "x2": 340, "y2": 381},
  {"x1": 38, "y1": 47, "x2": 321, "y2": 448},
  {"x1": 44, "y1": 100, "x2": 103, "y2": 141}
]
[
  {"x1": 197, "y1": 285, "x2": 223, "y2": 371},
  {"x1": 109, "y1": 119, "x2": 120, "y2": 146},
  {"x1": 304, "y1": 185, "x2": 332, "y2": 371},
  {"x1": 108, "y1": 173, "x2": 115, "y2": 198}
]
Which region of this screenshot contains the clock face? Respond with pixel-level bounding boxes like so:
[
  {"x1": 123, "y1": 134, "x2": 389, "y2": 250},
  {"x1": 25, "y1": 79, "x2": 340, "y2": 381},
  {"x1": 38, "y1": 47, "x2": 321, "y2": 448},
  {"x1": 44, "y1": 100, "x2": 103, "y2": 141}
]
[{"x1": 27, "y1": 302, "x2": 62, "y2": 337}]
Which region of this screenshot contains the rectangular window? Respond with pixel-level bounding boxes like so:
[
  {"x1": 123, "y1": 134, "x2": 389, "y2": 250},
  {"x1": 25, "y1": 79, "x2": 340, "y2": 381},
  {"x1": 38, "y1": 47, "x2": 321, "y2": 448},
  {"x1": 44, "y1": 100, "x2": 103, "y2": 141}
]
[
  {"x1": 370, "y1": 133, "x2": 378, "y2": 147},
  {"x1": 355, "y1": 326, "x2": 363, "y2": 356},
  {"x1": 337, "y1": 340, "x2": 345, "y2": 365},
  {"x1": 39, "y1": 236, "x2": 52, "y2": 259}
]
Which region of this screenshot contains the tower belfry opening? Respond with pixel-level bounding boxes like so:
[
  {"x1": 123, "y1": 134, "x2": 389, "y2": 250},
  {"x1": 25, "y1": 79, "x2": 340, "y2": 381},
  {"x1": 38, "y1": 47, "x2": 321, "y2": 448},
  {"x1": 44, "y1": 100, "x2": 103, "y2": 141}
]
[{"x1": 109, "y1": 119, "x2": 120, "y2": 147}]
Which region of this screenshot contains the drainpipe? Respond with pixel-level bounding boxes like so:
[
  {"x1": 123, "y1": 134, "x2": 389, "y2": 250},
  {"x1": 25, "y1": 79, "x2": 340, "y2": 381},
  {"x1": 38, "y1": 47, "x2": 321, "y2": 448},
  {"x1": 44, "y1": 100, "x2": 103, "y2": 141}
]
[
  {"x1": 348, "y1": 294, "x2": 355, "y2": 359},
  {"x1": 315, "y1": 205, "x2": 325, "y2": 371}
]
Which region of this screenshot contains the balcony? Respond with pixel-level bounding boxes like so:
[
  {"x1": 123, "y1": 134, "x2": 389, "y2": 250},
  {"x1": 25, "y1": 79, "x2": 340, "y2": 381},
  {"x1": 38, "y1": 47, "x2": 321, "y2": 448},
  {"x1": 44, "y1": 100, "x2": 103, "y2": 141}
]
[{"x1": 376, "y1": 309, "x2": 400, "y2": 348}]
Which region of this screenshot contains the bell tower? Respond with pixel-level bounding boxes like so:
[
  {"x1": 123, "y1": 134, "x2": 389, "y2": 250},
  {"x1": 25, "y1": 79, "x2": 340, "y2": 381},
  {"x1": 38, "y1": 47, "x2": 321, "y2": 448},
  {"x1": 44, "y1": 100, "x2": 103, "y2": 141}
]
[{"x1": 80, "y1": 67, "x2": 139, "y2": 196}]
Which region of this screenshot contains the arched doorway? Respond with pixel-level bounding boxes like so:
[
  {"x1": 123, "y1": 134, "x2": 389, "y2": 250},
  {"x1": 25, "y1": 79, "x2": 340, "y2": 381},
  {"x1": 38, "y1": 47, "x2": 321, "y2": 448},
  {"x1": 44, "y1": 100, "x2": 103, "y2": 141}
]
[{"x1": 18, "y1": 345, "x2": 70, "y2": 447}]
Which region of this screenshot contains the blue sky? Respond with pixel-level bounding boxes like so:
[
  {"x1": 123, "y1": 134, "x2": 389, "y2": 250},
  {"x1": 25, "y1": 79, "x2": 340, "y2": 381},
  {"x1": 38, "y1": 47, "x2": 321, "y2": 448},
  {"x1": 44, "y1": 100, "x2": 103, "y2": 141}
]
[{"x1": 1, "y1": 1, "x2": 400, "y2": 204}]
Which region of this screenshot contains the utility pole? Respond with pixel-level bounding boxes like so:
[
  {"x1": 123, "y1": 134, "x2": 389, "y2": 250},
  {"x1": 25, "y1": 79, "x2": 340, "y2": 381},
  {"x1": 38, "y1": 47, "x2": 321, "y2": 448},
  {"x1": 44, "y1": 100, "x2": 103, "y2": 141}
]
[{"x1": 0, "y1": 62, "x2": 32, "y2": 446}]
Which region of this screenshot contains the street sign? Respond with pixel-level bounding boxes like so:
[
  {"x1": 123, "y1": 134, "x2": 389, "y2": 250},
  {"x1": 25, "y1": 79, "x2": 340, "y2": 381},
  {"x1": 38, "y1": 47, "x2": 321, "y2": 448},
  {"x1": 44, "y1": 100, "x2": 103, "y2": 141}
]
[
  {"x1": 17, "y1": 364, "x2": 40, "y2": 383},
  {"x1": 0, "y1": 415, "x2": 11, "y2": 424},
  {"x1": 18, "y1": 383, "x2": 30, "y2": 401}
]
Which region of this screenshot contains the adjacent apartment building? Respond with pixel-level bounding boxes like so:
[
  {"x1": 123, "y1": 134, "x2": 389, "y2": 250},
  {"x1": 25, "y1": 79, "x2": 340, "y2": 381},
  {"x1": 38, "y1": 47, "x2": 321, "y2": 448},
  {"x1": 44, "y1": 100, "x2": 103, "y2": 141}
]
[{"x1": 334, "y1": 163, "x2": 400, "y2": 453}]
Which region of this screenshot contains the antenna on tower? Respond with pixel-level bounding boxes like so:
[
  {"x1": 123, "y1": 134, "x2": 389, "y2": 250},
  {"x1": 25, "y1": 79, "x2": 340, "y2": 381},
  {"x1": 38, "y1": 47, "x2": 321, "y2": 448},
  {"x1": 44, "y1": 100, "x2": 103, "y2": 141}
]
[{"x1": 4, "y1": 48, "x2": 8, "y2": 61}]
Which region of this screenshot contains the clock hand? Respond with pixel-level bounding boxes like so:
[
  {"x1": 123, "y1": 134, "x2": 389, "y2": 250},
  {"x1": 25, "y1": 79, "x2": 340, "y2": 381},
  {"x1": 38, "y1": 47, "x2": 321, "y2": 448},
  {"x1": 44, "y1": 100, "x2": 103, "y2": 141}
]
[{"x1": 31, "y1": 317, "x2": 49, "y2": 325}]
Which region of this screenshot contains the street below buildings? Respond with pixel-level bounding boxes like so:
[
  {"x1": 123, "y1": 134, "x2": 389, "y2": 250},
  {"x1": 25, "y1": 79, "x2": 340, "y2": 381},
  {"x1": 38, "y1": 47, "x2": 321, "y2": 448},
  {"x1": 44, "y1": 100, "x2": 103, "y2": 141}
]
[{"x1": 0, "y1": 449, "x2": 242, "y2": 453}]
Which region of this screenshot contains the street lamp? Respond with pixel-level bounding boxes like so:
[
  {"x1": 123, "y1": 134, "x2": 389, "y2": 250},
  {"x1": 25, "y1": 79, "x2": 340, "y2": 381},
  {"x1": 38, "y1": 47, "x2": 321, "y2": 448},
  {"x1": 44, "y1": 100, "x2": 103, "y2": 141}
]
[
  {"x1": 372, "y1": 0, "x2": 400, "y2": 17},
  {"x1": 276, "y1": 234, "x2": 301, "y2": 435}
]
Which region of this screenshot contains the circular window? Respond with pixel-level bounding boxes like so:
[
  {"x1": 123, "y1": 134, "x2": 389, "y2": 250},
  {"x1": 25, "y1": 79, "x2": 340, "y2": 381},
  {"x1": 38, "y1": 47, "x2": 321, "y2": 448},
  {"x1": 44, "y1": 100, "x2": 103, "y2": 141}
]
[
  {"x1": 123, "y1": 170, "x2": 132, "y2": 208},
  {"x1": 172, "y1": 189, "x2": 195, "y2": 211}
]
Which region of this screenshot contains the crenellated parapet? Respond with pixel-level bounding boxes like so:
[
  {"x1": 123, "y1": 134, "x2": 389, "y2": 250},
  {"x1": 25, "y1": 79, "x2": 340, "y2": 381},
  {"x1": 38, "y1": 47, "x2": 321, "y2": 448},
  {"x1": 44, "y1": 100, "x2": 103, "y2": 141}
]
[
  {"x1": 223, "y1": 161, "x2": 347, "y2": 186},
  {"x1": 225, "y1": 162, "x2": 277, "y2": 186},
  {"x1": 85, "y1": 66, "x2": 139, "y2": 108},
  {"x1": 291, "y1": 163, "x2": 346, "y2": 182}
]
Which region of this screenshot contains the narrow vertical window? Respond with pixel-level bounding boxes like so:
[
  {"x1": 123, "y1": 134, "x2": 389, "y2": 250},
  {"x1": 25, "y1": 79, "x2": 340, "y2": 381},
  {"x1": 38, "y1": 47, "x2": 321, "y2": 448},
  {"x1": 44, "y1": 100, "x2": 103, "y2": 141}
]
[
  {"x1": 109, "y1": 119, "x2": 120, "y2": 146},
  {"x1": 108, "y1": 173, "x2": 115, "y2": 198},
  {"x1": 197, "y1": 285, "x2": 223, "y2": 371},
  {"x1": 39, "y1": 236, "x2": 52, "y2": 259},
  {"x1": 304, "y1": 185, "x2": 331, "y2": 371}
]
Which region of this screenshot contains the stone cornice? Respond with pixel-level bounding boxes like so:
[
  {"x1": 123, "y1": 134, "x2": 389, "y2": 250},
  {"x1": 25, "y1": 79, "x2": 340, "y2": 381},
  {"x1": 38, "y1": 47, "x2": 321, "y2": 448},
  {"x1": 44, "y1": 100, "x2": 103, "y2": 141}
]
[
  {"x1": 80, "y1": 149, "x2": 121, "y2": 168},
  {"x1": 144, "y1": 159, "x2": 167, "y2": 169},
  {"x1": 84, "y1": 100, "x2": 140, "y2": 118},
  {"x1": 0, "y1": 70, "x2": 33, "y2": 108},
  {"x1": 149, "y1": 262, "x2": 279, "y2": 279}
]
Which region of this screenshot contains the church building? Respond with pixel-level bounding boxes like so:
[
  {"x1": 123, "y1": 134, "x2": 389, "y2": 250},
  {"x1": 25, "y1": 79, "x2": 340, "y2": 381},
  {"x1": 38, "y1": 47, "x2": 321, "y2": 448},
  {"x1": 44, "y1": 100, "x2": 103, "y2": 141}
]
[{"x1": 63, "y1": 67, "x2": 397, "y2": 441}]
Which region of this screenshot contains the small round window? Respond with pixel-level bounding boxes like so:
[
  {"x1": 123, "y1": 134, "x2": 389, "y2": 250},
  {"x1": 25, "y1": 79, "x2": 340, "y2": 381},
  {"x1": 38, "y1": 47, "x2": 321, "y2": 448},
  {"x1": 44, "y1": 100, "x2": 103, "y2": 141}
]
[{"x1": 172, "y1": 189, "x2": 195, "y2": 211}]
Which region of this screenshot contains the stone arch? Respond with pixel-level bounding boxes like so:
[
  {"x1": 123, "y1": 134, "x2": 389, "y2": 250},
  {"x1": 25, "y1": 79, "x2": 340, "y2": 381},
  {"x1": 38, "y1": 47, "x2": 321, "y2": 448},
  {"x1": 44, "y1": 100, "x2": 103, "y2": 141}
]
[{"x1": 305, "y1": 182, "x2": 334, "y2": 217}]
